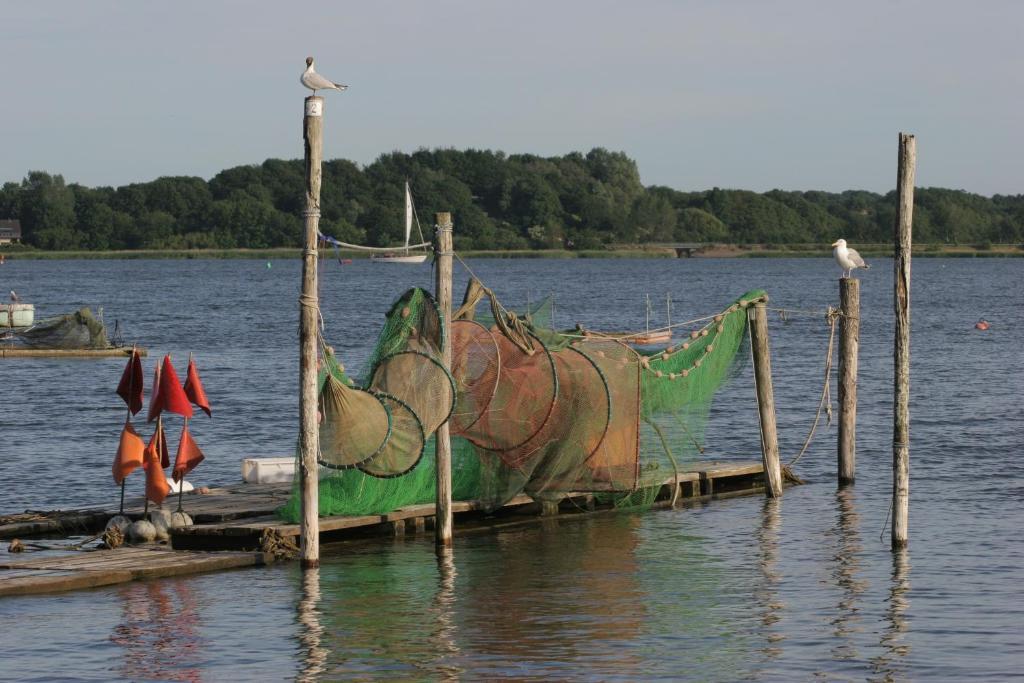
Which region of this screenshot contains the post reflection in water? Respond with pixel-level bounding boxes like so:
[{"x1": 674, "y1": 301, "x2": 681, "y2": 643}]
[
  {"x1": 830, "y1": 488, "x2": 867, "y2": 661},
  {"x1": 296, "y1": 567, "x2": 329, "y2": 682},
  {"x1": 109, "y1": 579, "x2": 203, "y2": 682},
  {"x1": 755, "y1": 497, "x2": 785, "y2": 660},
  {"x1": 871, "y1": 548, "x2": 912, "y2": 680},
  {"x1": 427, "y1": 548, "x2": 462, "y2": 681}
]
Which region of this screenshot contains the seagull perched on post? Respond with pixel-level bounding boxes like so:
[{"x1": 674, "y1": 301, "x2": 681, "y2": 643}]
[
  {"x1": 300, "y1": 57, "x2": 348, "y2": 95},
  {"x1": 9, "y1": 290, "x2": 18, "y2": 302},
  {"x1": 831, "y1": 239, "x2": 869, "y2": 279}
]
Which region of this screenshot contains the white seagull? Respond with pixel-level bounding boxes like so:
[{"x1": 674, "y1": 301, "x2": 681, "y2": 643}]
[
  {"x1": 831, "y1": 239, "x2": 869, "y2": 279},
  {"x1": 300, "y1": 57, "x2": 348, "y2": 95}
]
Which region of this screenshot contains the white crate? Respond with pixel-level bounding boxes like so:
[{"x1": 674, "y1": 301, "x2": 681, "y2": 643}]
[{"x1": 241, "y1": 457, "x2": 296, "y2": 484}]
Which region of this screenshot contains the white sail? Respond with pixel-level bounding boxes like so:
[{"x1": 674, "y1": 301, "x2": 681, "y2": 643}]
[
  {"x1": 374, "y1": 181, "x2": 429, "y2": 264},
  {"x1": 404, "y1": 181, "x2": 413, "y2": 249}
]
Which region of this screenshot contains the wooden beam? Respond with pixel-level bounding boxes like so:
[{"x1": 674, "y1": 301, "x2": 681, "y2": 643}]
[
  {"x1": 748, "y1": 301, "x2": 784, "y2": 497},
  {"x1": 838, "y1": 277, "x2": 860, "y2": 485},
  {"x1": 892, "y1": 132, "x2": 915, "y2": 550},
  {"x1": 434, "y1": 213, "x2": 454, "y2": 548},
  {"x1": 299, "y1": 95, "x2": 324, "y2": 569}
]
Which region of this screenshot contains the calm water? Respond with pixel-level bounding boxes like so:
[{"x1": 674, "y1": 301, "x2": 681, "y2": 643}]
[{"x1": 0, "y1": 257, "x2": 1021, "y2": 681}]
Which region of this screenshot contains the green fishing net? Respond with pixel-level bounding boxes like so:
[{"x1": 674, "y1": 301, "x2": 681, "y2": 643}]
[{"x1": 280, "y1": 285, "x2": 766, "y2": 521}]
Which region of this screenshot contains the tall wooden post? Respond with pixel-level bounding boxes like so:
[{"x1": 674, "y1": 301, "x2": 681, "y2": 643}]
[
  {"x1": 434, "y1": 212, "x2": 454, "y2": 548},
  {"x1": 748, "y1": 300, "x2": 783, "y2": 498},
  {"x1": 299, "y1": 96, "x2": 324, "y2": 568},
  {"x1": 892, "y1": 133, "x2": 915, "y2": 550},
  {"x1": 838, "y1": 278, "x2": 860, "y2": 486}
]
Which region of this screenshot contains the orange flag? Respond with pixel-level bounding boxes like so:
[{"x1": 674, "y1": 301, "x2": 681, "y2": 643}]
[
  {"x1": 147, "y1": 361, "x2": 163, "y2": 423},
  {"x1": 158, "y1": 355, "x2": 193, "y2": 418},
  {"x1": 112, "y1": 423, "x2": 145, "y2": 484},
  {"x1": 173, "y1": 424, "x2": 205, "y2": 482},
  {"x1": 146, "y1": 421, "x2": 171, "y2": 469},
  {"x1": 116, "y1": 350, "x2": 144, "y2": 415},
  {"x1": 143, "y1": 429, "x2": 170, "y2": 504},
  {"x1": 183, "y1": 357, "x2": 211, "y2": 417}
]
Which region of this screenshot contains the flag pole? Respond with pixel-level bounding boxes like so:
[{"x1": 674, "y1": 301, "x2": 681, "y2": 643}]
[
  {"x1": 176, "y1": 351, "x2": 194, "y2": 513},
  {"x1": 119, "y1": 344, "x2": 138, "y2": 514},
  {"x1": 177, "y1": 419, "x2": 188, "y2": 513}
]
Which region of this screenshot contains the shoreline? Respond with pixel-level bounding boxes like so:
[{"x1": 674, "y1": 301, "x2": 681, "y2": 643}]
[{"x1": 0, "y1": 244, "x2": 1020, "y2": 260}]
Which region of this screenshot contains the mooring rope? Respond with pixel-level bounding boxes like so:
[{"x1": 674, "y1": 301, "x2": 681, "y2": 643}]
[
  {"x1": 321, "y1": 239, "x2": 432, "y2": 253},
  {"x1": 747, "y1": 305, "x2": 839, "y2": 469},
  {"x1": 786, "y1": 306, "x2": 839, "y2": 467}
]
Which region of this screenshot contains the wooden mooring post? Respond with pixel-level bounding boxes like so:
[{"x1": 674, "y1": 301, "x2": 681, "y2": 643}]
[
  {"x1": 748, "y1": 300, "x2": 783, "y2": 498},
  {"x1": 298, "y1": 95, "x2": 324, "y2": 568},
  {"x1": 434, "y1": 213, "x2": 454, "y2": 548},
  {"x1": 838, "y1": 278, "x2": 860, "y2": 486},
  {"x1": 892, "y1": 132, "x2": 915, "y2": 550}
]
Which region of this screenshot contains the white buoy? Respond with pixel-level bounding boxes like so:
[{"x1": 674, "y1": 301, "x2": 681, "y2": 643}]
[
  {"x1": 170, "y1": 511, "x2": 193, "y2": 528},
  {"x1": 127, "y1": 520, "x2": 157, "y2": 544},
  {"x1": 150, "y1": 509, "x2": 173, "y2": 541}
]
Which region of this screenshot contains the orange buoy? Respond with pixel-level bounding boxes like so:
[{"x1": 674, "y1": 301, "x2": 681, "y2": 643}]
[{"x1": 975, "y1": 320, "x2": 990, "y2": 331}]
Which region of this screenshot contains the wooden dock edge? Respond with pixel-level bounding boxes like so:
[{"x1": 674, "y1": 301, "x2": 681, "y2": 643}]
[
  {"x1": 1, "y1": 460, "x2": 786, "y2": 597},
  {"x1": 0, "y1": 347, "x2": 145, "y2": 359},
  {"x1": 170, "y1": 461, "x2": 777, "y2": 552},
  {"x1": 0, "y1": 547, "x2": 272, "y2": 597}
]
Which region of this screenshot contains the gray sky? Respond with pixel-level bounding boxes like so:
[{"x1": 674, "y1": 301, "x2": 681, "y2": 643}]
[{"x1": 1, "y1": 1, "x2": 1021, "y2": 195}]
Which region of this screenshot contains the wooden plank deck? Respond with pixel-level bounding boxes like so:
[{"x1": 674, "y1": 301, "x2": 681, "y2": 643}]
[
  {"x1": 0, "y1": 546, "x2": 271, "y2": 597},
  {"x1": 0, "y1": 482, "x2": 296, "y2": 540},
  {"x1": 1, "y1": 460, "x2": 769, "y2": 596},
  {"x1": 171, "y1": 461, "x2": 768, "y2": 551}
]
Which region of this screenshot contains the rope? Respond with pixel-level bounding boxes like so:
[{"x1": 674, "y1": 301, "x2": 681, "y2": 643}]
[
  {"x1": 786, "y1": 306, "x2": 838, "y2": 467},
  {"x1": 747, "y1": 304, "x2": 840, "y2": 471},
  {"x1": 764, "y1": 306, "x2": 846, "y2": 318},
  {"x1": 319, "y1": 240, "x2": 432, "y2": 253}
]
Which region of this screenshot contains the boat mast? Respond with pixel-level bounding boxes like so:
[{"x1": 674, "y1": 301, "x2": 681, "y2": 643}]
[{"x1": 404, "y1": 181, "x2": 413, "y2": 254}]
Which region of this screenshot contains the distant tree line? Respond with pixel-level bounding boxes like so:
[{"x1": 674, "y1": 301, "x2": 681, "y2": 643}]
[{"x1": 1, "y1": 148, "x2": 1021, "y2": 251}]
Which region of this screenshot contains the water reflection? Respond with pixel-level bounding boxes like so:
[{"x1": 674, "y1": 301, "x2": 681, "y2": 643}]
[
  {"x1": 109, "y1": 580, "x2": 203, "y2": 682},
  {"x1": 830, "y1": 488, "x2": 867, "y2": 661},
  {"x1": 315, "y1": 543, "x2": 463, "y2": 679},
  {"x1": 457, "y1": 516, "x2": 647, "y2": 676},
  {"x1": 871, "y1": 549, "x2": 912, "y2": 681},
  {"x1": 755, "y1": 498, "x2": 785, "y2": 660},
  {"x1": 426, "y1": 548, "x2": 461, "y2": 681},
  {"x1": 296, "y1": 567, "x2": 328, "y2": 682}
]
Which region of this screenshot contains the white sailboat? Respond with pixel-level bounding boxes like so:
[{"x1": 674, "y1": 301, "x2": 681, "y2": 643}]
[{"x1": 373, "y1": 182, "x2": 429, "y2": 264}]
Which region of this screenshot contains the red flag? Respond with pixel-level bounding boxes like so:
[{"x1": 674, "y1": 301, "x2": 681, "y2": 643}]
[
  {"x1": 143, "y1": 430, "x2": 170, "y2": 504},
  {"x1": 112, "y1": 423, "x2": 145, "y2": 484},
  {"x1": 147, "y1": 361, "x2": 163, "y2": 423},
  {"x1": 116, "y1": 350, "x2": 144, "y2": 415},
  {"x1": 158, "y1": 355, "x2": 193, "y2": 418},
  {"x1": 183, "y1": 357, "x2": 211, "y2": 417},
  {"x1": 173, "y1": 424, "x2": 205, "y2": 482}
]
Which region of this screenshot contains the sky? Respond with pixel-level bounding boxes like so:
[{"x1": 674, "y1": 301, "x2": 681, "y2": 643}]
[{"x1": 1, "y1": 0, "x2": 1021, "y2": 195}]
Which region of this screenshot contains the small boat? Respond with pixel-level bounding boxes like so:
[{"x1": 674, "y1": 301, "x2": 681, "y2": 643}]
[
  {"x1": 576, "y1": 294, "x2": 674, "y2": 346},
  {"x1": 620, "y1": 329, "x2": 673, "y2": 346},
  {"x1": 1, "y1": 302, "x2": 34, "y2": 328},
  {"x1": 373, "y1": 181, "x2": 429, "y2": 264}
]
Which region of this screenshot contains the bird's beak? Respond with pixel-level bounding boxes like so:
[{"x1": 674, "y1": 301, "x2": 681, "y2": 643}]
[{"x1": 831, "y1": 240, "x2": 839, "y2": 247}]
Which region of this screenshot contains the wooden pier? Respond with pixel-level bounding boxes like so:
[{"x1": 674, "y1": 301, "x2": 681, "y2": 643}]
[
  {"x1": 1, "y1": 460, "x2": 778, "y2": 596},
  {"x1": 0, "y1": 347, "x2": 145, "y2": 359}
]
